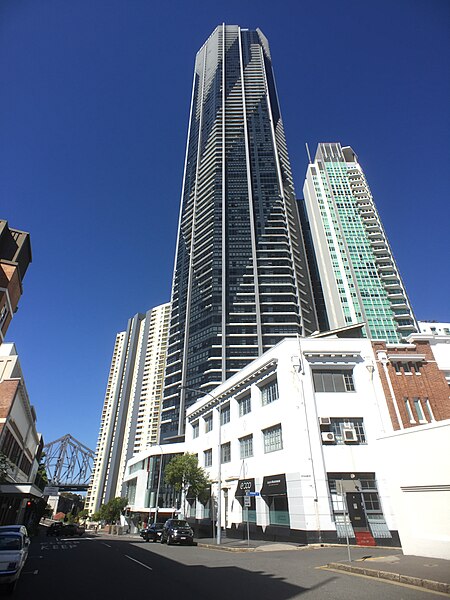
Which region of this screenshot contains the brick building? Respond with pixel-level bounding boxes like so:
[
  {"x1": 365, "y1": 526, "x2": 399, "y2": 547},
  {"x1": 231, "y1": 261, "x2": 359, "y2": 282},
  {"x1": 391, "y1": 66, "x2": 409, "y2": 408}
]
[
  {"x1": 0, "y1": 344, "x2": 44, "y2": 526},
  {"x1": 0, "y1": 220, "x2": 32, "y2": 341},
  {"x1": 373, "y1": 337, "x2": 450, "y2": 430}
]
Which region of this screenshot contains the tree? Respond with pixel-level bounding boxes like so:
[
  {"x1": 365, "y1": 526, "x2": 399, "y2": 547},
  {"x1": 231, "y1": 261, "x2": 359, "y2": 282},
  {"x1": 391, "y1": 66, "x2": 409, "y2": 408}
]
[
  {"x1": 164, "y1": 453, "x2": 210, "y2": 518},
  {"x1": 98, "y1": 497, "x2": 128, "y2": 524},
  {"x1": 0, "y1": 453, "x2": 12, "y2": 483},
  {"x1": 78, "y1": 509, "x2": 89, "y2": 522}
]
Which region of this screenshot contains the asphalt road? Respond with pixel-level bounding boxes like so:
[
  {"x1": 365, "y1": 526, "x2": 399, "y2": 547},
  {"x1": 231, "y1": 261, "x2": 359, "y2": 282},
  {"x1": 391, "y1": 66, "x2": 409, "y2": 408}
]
[{"x1": 5, "y1": 534, "x2": 438, "y2": 599}]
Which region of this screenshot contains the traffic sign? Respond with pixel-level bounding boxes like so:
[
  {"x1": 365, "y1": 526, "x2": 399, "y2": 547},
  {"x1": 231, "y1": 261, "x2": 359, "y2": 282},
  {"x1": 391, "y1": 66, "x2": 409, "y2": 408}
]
[
  {"x1": 246, "y1": 491, "x2": 260, "y2": 497},
  {"x1": 244, "y1": 496, "x2": 251, "y2": 507}
]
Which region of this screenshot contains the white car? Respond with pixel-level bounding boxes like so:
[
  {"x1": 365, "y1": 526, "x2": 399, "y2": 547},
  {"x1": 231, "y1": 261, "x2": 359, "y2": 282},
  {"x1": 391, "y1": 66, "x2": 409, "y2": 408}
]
[{"x1": 0, "y1": 532, "x2": 30, "y2": 593}]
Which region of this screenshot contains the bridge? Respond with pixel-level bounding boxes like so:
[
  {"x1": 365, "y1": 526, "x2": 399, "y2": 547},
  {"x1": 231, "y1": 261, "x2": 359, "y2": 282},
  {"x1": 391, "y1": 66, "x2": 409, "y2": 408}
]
[{"x1": 43, "y1": 434, "x2": 95, "y2": 492}]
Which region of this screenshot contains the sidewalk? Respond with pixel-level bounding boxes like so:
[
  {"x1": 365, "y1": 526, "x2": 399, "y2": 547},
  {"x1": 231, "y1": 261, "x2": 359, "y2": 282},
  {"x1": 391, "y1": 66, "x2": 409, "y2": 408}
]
[{"x1": 325, "y1": 553, "x2": 450, "y2": 595}]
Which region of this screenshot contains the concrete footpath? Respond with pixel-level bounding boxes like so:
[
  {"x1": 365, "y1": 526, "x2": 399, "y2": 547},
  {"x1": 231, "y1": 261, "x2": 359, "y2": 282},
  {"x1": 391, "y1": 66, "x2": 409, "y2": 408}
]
[
  {"x1": 196, "y1": 536, "x2": 450, "y2": 595},
  {"x1": 325, "y1": 553, "x2": 450, "y2": 595}
]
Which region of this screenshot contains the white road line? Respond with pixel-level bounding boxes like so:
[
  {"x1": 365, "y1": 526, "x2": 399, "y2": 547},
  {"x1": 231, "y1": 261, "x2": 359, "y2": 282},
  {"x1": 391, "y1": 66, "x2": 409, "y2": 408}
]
[
  {"x1": 125, "y1": 555, "x2": 153, "y2": 571},
  {"x1": 101, "y1": 542, "x2": 112, "y2": 548}
]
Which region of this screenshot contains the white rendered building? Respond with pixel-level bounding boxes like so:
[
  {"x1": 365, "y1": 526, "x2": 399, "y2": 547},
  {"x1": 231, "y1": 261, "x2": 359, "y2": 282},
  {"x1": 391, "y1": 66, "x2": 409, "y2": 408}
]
[
  {"x1": 418, "y1": 321, "x2": 450, "y2": 337},
  {"x1": 86, "y1": 303, "x2": 170, "y2": 514},
  {"x1": 376, "y1": 419, "x2": 450, "y2": 559},
  {"x1": 183, "y1": 333, "x2": 398, "y2": 544},
  {"x1": 126, "y1": 331, "x2": 402, "y2": 545}
]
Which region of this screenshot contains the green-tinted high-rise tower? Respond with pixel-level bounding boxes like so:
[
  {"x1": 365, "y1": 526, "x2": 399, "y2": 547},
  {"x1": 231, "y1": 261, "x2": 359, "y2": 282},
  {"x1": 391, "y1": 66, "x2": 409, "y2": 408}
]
[
  {"x1": 303, "y1": 143, "x2": 417, "y2": 342},
  {"x1": 161, "y1": 25, "x2": 318, "y2": 442}
]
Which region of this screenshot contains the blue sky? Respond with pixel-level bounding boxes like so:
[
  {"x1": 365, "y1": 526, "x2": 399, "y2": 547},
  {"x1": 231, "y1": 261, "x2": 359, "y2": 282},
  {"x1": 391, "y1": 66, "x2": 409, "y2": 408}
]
[{"x1": 1, "y1": 0, "x2": 449, "y2": 451}]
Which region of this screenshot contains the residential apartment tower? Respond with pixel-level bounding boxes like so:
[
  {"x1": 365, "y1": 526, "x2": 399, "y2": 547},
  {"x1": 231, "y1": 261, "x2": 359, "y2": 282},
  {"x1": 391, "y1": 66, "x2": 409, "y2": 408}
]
[
  {"x1": 86, "y1": 303, "x2": 170, "y2": 513},
  {"x1": 162, "y1": 25, "x2": 317, "y2": 442},
  {"x1": 302, "y1": 143, "x2": 417, "y2": 342}
]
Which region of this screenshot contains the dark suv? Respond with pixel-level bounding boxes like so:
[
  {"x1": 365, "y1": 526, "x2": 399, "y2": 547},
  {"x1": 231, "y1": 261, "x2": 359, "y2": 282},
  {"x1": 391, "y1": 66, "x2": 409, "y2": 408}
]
[
  {"x1": 160, "y1": 519, "x2": 194, "y2": 546},
  {"x1": 142, "y1": 522, "x2": 165, "y2": 542}
]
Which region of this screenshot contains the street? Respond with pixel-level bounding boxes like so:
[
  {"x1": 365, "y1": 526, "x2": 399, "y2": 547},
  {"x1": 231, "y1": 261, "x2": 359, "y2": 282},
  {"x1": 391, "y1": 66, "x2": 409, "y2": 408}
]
[{"x1": 6, "y1": 533, "x2": 438, "y2": 599}]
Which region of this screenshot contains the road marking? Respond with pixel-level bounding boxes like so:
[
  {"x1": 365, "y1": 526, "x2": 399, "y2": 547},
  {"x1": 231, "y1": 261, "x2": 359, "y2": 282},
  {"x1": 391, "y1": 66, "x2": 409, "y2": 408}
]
[
  {"x1": 125, "y1": 555, "x2": 153, "y2": 571},
  {"x1": 101, "y1": 542, "x2": 112, "y2": 548}
]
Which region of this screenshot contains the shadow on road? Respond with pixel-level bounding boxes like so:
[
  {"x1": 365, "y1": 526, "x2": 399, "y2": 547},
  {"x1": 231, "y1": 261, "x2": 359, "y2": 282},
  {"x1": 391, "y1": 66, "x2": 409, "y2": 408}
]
[{"x1": 9, "y1": 533, "x2": 337, "y2": 600}]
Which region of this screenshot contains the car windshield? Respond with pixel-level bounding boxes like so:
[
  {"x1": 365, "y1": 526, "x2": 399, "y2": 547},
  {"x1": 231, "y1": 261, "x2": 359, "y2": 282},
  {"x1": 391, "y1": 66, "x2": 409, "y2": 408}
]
[
  {"x1": 153, "y1": 524, "x2": 164, "y2": 529},
  {"x1": 0, "y1": 535, "x2": 22, "y2": 551},
  {"x1": 171, "y1": 520, "x2": 189, "y2": 527}
]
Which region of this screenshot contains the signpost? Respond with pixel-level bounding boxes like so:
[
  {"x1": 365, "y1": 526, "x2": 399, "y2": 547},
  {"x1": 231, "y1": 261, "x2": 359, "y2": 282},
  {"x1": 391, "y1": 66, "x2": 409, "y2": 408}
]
[
  {"x1": 244, "y1": 492, "x2": 259, "y2": 546},
  {"x1": 336, "y1": 479, "x2": 361, "y2": 563}
]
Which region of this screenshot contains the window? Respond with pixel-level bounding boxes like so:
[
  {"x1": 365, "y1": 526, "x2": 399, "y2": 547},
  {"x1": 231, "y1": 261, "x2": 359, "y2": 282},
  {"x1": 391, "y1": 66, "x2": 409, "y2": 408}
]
[
  {"x1": 261, "y1": 379, "x2": 279, "y2": 406},
  {"x1": 192, "y1": 421, "x2": 199, "y2": 439},
  {"x1": 263, "y1": 424, "x2": 283, "y2": 453},
  {"x1": 204, "y1": 449, "x2": 212, "y2": 467},
  {"x1": 313, "y1": 370, "x2": 355, "y2": 392},
  {"x1": 239, "y1": 435, "x2": 253, "y2": 459},
  {"x1": 204, "y1": 413, "x2": 213, "y2": 433},
  {"x1": 328, "y1": 418, "x2": 366, "y2": 444},
  {"x1": 404, "y1": 398, "x2": 415, "y2": 423},
  {"x1": 220, "y1": 404, "x2": 230, "y2": 425},
  {"x1": 423, "y1": 397, "x2": 434, "y2": 422},
  {"x1": 221, "y1": 442, "x2": 231, "y2": 463},
  {"x1": 413, "y1": 398, "x2": 426, "y2": 422},
  {"x1": 238, "y1": 395, "x2": 251, "y2": 417}
]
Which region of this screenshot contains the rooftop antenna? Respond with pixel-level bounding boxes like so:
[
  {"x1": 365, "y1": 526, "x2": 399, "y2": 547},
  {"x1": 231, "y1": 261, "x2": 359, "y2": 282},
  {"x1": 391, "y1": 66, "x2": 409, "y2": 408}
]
[{"x1": 305, "y1": 142, "x2": 312, "y2": 164}]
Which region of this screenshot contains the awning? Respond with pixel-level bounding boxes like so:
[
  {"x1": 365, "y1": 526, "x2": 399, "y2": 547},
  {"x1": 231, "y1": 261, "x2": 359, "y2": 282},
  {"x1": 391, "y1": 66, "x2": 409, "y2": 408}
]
[
  {"x1": 260, "y1": 474, "x2": 287, "y2": 497},
  {"x1": 235, "y1": 478, "x2": 255, "y2": 498}
]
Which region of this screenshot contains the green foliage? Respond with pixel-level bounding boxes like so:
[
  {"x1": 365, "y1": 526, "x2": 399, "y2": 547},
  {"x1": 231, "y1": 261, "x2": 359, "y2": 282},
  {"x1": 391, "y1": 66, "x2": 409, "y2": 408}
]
[
  {"x1": 36, "y1": 462, "x2": 48, "y2": 485},
  {"x1": 65, "y1": 512, "x2": 75, "y2": 524},
  {"x1": 97, "y1": 497, "x2": 128, "y2": 524},
  {"x1": 78, "y1": 509, "x2": 89, "y2": 521},
  {"x1": 0, "y1": 452, "x2": 12, "y2": 483},
  {"x1": 165, "y1": 453, "x2": 210, "y2": 499}
]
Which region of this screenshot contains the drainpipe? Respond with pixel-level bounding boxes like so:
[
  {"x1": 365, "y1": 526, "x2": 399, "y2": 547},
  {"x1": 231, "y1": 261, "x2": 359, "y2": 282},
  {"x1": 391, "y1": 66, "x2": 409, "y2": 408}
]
[{"x1": 377, "y1": 351, "x2": 403, "y2": 429}]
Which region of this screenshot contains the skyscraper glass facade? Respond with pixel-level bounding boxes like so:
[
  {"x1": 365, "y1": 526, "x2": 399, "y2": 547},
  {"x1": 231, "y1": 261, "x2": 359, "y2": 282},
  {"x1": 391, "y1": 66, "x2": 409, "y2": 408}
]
[
  {"x1": 162, "y1": 25, "x2": 317, "y2": 441},
  {"x1": 303, "y1": 143, "x2": 417, "y2": 342}
]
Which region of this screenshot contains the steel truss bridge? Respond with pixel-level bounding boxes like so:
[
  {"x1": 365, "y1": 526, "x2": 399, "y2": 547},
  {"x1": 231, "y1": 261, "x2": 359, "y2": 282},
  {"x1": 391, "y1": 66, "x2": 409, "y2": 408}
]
[{"x1": 43, "y1": 434, "x2": 94, "y2": 492}]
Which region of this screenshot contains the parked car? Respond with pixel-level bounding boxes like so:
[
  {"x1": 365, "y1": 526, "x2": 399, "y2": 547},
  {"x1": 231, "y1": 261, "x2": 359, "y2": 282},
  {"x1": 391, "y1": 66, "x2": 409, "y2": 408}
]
[
  {"x1": 47, "y1": 522, "x2": 64, "y2": 536},
  {"x1": 0, "y1": 532, "x2": 30, "y2": 593},
  {"x1": 160, "y1": 519, "x2": 194, "y2": 546},
  {"x1": 60, "y1": 523, "x2": 85, "y2": 537},
  {"x1": 47, "y1": 522, "x2": 84, "y2": 537},
  {"x1": 0, "y1": 526, "x2": 29, "y2": 545},
  {"x1": 142, "y1": 522, "x2": 165, "y2": 543}
]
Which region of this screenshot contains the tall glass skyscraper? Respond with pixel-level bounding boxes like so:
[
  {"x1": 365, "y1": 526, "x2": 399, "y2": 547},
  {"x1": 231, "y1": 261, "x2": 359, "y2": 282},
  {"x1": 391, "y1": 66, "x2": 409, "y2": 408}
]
[
  {"x1": 302, "y1": 143, "x2": 418, "y2": 342},
  {"x1": 161, "y1": 25, "x2": 317, "y2": 442}
]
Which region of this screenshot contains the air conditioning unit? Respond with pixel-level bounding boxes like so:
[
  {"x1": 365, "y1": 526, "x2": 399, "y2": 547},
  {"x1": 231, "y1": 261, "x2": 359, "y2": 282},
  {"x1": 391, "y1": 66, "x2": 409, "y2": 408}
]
[
  {"x1": 321, "y1": 431, "x2": 335, "y2": 443},
  {"x1": 342, "y1": 428, "x2": 358, "y2": 442},
  {"x1": 319, "y1": 417, "x2": 331, "y2": 426}
]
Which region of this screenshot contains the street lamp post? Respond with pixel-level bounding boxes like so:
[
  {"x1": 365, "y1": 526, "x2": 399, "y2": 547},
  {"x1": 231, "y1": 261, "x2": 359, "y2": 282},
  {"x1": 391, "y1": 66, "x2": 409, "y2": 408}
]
[{"x1": 181, "y1": 385, "x2": 222, "y2": 545}]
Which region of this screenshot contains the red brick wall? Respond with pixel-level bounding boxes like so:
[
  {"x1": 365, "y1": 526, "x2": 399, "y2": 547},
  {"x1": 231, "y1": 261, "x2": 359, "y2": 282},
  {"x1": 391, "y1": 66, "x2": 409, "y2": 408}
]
[
  {"x1": 373, "y1": 340, "x2": 450, "y2": 430},
  {"x1": 0, "y1": 380, "x2": 19, "y2": 419}
]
